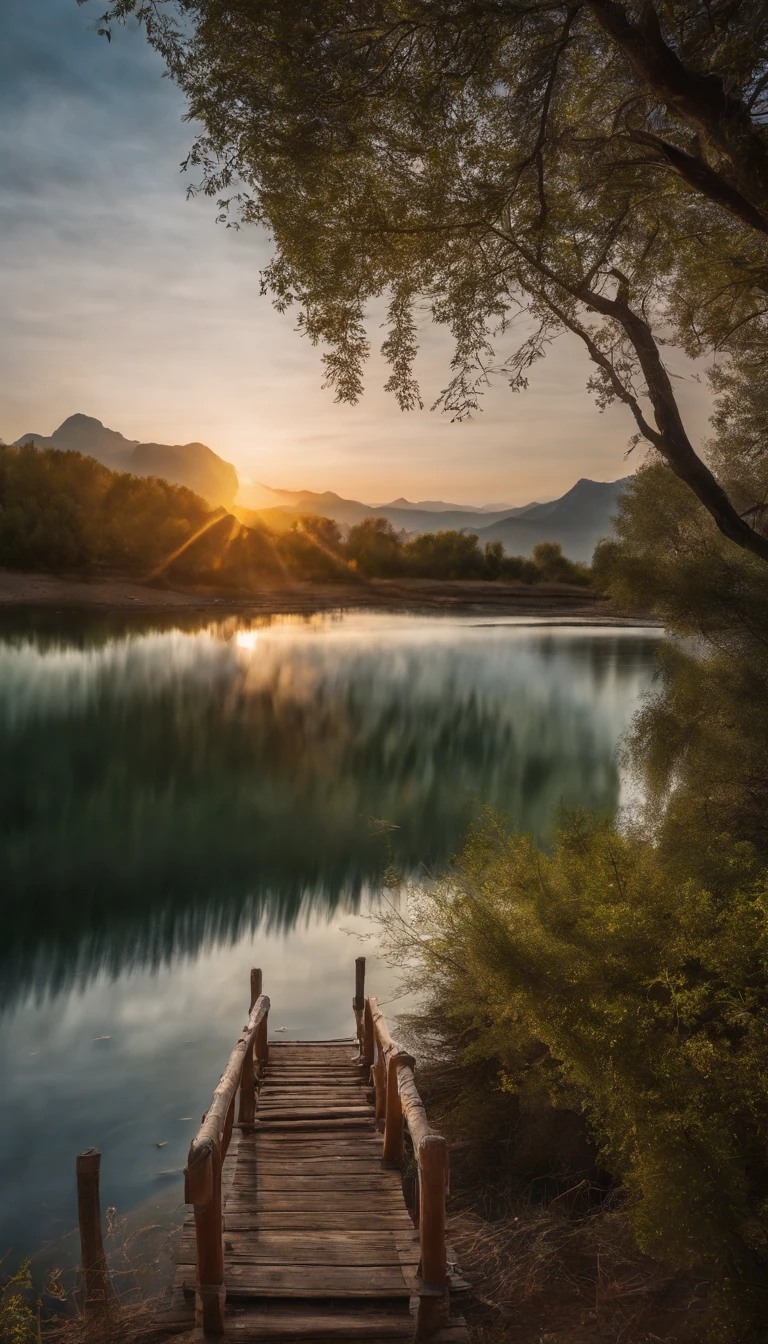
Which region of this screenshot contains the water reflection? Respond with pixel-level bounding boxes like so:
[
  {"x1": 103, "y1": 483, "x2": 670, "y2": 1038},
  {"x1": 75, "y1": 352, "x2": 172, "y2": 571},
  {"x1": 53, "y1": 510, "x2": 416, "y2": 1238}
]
[
  {"x1": 0, "y1": 613, "x2": 661, "y2": 1010},
  {"x1": 0, "y1": 611, "x2": 661, "y2": 1258}
]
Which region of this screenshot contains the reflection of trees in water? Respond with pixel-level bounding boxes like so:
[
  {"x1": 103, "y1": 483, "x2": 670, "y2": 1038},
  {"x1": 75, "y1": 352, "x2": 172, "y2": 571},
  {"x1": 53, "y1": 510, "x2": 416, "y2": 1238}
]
[{"x1": 0, "y1": 619, "x2": 660, "y2": 1008}]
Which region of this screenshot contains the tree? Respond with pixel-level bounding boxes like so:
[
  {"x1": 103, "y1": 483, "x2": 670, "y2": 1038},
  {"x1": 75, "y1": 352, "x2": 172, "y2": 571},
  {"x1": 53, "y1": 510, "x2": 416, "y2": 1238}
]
[
  {"x1": 89, "y1": 0, "x2": 768, "y2": 560},
  {"x1": 403, "y1": 528, "x2": 485, "y2": 578},
  {"x1": 277, "y1": 513, "x2": 350, "y2": 580},
  {"x1": 345, "y1": 516, "x2": 403, "y2": 575}
]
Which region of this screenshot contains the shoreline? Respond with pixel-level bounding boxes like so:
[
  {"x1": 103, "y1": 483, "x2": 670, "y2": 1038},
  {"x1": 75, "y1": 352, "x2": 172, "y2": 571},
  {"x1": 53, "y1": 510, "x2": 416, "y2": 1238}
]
[{"x1": 0, "y1": 569, "x2": 656, "y2": 625}]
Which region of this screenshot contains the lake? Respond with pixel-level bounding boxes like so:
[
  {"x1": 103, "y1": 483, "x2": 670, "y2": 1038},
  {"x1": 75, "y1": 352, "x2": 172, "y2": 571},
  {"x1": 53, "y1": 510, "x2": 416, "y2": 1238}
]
[{"x1": 0, "y1": 609, "x2": 661, "y2": 1262}]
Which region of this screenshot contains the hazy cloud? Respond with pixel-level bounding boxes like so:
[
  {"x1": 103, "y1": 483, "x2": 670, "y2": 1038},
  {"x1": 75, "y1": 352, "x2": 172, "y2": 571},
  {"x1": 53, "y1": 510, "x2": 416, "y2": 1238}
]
[{"x1": 0, "y1": 0, "x2": 713, "y2": 502}]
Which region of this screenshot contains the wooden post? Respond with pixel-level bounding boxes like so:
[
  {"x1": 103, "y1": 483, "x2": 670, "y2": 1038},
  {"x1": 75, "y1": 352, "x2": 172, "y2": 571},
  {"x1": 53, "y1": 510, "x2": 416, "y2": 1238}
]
[
  {"x1": 238, "y1": 968, "x2": 260, "y2": 1127},
  {"x1": 353, "y1": 957, "x2": 366, "y2": 1060},
  {"x1": 76, "y1": 1148, "x2": 112, "y2": 1315},
  {"x1": 237, "y1": 1035, "x2": 256, "y2": 1127},
  {"x1": 354, "y1": 956, "x2": 366, "y2": 1013},
  {"x1": 256, "y1": 1008, "x2": 269, "y2": 1071},
  {"x1": 222, "y1": 1089, "x2": 236, "y2": 1158},
  {"x1": 250, "y1": 967, "x2": 263, "y2": 1011},
  {"x1": 382, "y1": 1050, "x2": 412, "y2": 1167},
  {"x1": 188, "y1": 1143, "x2": 225, "y2": 1336},
  {"x1": 415, "y1": 1134, "x2": 449, "y2": 1338},
  {"x1": 373, "y1": 1045, "x2": 387, "y2": 1130},
  {"x1": 251, "y1": 967, "x2": 269, "y2": 1073},
  {"x1": 362, "y1": 997, "x2": 375, "y2": 1072}
]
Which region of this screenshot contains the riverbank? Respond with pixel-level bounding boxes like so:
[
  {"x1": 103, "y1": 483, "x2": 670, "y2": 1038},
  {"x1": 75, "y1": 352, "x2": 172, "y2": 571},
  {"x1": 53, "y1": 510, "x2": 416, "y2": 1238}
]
[{"x1": 0, "y1": 569, "x2": 650, "y2": 622}]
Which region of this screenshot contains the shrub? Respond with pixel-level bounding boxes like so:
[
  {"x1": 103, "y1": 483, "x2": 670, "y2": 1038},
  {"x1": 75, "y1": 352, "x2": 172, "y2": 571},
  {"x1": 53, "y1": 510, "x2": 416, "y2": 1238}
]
[
  {"x1": 531, "y1": 541, "x2": 591, "y2": 586},
  {"x1": 344, "y1": 517, "x2": 403, "y2": 576},
  {"x1": 403, "y1": 529, "x2": 485, "y2": 579},
  {"x1": 276, "y1": 515, "x2": 349, "y2": 582},
  {"x1": 381, "y1": 810, "x2": 768, "y2": 1334}
]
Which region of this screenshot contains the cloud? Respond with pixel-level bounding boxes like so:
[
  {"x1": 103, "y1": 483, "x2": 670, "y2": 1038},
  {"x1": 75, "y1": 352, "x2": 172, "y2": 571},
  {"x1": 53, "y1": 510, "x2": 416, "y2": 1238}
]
[{"x1": 0, "y1": 0, "x2": 713, "y2": 502}]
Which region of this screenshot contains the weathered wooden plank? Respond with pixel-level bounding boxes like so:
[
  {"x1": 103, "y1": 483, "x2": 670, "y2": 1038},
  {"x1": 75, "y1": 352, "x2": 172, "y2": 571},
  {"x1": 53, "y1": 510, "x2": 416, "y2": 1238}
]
[
  {"x1": 177, "y1": 1231, "x2": 419, "y2": 1267},
  {"x1": 234, "y1": 1161, "x2": 386, "y2": 1175},
  {"x1": 268, "y1": 1039, "x2": 356, "y2": 1045},
  {"x1": 176, "y1": 1263, "x2": 411, "y2": 1298},
  {"x1": 255, "y1": 1106, "x2": 372, "y2": 1119},
  {"x1": 259, "y1": 1083, "x2": 366, "y2": 1091},
  {"x1": 232, "y1": 1177, "x2": 398, "y2": 1193},
  {"x1": 263, "y1": 1070, "x2": 359, "y2": 1079},
  {"x1": 223, "y1": 1212, "x2": 414, "y2": 1231},
  {"x1": 200, "y1": 1307, "x2": 417, "y2": 1339},
  {"x1": 244, "y1": 1149, "x2": 382, "y2": 1161},
  {"x1": 269, "y1": 1038, "x2": 357, "y2": 1044},
  {"x1": 236, "y1": 1145, "x2": 380, "y2": 1156},
  {"x1": 180, "y1": 1320, "x2": 467, "y2": 1344},
  {"x1": 254, "y1": 1119, "x2": 376, "y2": 1132},
  {"x1": 268, "y1": 1050, "x2": 356, "y2": 1057},
  {"x1": 248, "y1": 1134, "x2": 382, "y2": 1146},
  {"x1": 226, "y1": 1193, "x2": 407, "y2": 1210},
  {"x1": 258, "y1": 1085, "x2": 365, "y2": 1096},
  {"x1": 263, "y1": 1077, "x2": 361, "y2": 1084},
  {"x1": 258, "y1": 1096, "x2": 369, "y2": 1107}
]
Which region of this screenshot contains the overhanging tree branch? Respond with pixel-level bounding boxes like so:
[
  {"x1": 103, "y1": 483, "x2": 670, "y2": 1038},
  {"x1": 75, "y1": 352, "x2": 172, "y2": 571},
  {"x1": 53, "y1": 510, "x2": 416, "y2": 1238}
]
[{"x1": 586, "y1": 0, "x2": 768, "y2": 229}]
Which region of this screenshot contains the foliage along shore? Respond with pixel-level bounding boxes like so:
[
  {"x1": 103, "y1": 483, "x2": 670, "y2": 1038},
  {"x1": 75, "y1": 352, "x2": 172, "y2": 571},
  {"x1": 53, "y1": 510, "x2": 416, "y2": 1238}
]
[
  {"x1": 376, "y1": 461, "x2": 768, "y2": 1342},
  {"x1": 0, "y1": 441, "x2": 594, "y2": 592}
]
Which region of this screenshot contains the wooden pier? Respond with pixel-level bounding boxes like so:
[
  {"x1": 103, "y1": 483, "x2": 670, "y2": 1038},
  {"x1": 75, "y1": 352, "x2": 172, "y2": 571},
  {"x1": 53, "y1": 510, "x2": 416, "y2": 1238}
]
[{"x1": 171, "y1": 960, "x2": 468, "y2": 1342}]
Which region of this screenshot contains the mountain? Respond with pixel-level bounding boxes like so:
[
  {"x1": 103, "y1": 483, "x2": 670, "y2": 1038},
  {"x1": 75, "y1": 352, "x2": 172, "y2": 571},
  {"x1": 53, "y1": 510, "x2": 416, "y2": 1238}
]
[
  {"x1": 372, "y1": 496, "x2": 544, "y2": 514},
  {"x1": 9, "y1": 414, "x2": 627, "y2": 558},
  {"x1": 129, "y1": 442, "x2": 238, "y2": 509},
  {"x1": 13, "y1": 415, "x2": 238, "y2": 508},
  {"x1": 476, "y1": 478, "x2": 631, "y2": 562},
  {"x1": 237, "y1": 483, "x2": 537, "y2": 536},
  {"x1": 238, "y1": 483, "x2": 375, "y2": 525},
  {"x1": 372, "y1": 496, "x2": 486, "y2": 513},
  {"x1": 238, "y1": 476, "x2": 630, "y2": 560}
]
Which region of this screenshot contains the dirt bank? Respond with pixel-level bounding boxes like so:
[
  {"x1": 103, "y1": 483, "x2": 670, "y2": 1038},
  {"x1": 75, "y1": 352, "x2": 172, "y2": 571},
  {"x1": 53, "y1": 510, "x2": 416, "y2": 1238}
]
[{"x1": 0, "y1": 569, "x2": 652, "y2": 623}]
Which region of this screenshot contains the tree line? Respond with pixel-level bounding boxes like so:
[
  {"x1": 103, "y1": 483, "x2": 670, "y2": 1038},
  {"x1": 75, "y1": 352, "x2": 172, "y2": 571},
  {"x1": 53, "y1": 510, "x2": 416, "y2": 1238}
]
[{"x1": 0, "y1": 443, "x2": 591, "y2": 587}]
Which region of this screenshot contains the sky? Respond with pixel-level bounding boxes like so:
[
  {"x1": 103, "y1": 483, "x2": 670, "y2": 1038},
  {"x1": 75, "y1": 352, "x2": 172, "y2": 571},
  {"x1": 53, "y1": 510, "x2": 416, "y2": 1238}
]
[{"x1": 0, "y1": 0, "x2": 715, "y2": 506}]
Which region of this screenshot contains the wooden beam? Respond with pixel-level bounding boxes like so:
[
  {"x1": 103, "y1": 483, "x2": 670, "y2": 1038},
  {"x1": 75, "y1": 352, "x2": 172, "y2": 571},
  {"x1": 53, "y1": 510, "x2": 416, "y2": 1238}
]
[{"x1": 76, "y1": 1149, "x2": 113, "y2": 1316}]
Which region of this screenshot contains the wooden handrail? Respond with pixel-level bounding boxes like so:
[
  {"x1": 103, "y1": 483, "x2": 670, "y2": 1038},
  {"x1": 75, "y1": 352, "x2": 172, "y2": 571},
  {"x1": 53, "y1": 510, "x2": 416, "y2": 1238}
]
[
  {"x1": 365, "y1": 994, "x2": 449, "y2": 1337},
  {"x1": 185, "y1": 976, "x2": 270, "y2": 1336},
  {"x1": 181, "y1": 963, "x2": 448, "y2": 1341}
]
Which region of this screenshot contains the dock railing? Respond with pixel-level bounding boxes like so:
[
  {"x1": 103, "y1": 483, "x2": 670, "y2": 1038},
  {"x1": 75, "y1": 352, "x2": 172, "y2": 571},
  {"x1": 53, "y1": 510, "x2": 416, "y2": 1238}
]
[
  {"x1": 183, "y1": 958, "x2": 449, "y2": 1338},
  {"x1": 358, "y1": 967, "x2": 450, "y2": 1338},
  {"x1": 184, "y1": 969, "x2": 270, "y2": 1335}
]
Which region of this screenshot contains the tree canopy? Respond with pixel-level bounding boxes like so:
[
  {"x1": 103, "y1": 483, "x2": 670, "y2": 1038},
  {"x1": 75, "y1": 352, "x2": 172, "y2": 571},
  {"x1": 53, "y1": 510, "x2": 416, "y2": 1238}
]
[{"x1": 89, "y1": 0, "x2": 768, "y2": 559}]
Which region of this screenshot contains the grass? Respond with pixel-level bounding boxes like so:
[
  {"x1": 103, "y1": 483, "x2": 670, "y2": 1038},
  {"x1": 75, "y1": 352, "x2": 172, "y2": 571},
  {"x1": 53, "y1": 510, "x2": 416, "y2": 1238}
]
[{"x1": 1, "y1": 1208, "x2": 184, "y2": 1344}]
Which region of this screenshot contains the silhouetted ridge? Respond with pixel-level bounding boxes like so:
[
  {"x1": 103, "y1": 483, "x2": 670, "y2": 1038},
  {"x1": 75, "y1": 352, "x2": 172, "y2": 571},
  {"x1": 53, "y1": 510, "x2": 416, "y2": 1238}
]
[{"x1": 14, "y1": 414, "x2": 238, "y2": 508}]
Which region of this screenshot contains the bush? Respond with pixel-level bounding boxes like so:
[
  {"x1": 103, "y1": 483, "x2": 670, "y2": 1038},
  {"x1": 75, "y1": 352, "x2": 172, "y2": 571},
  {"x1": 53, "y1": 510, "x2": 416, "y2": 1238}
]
[
  {"x1": 344, "y1": 517, "x2": 403, "y2": 576},
  {"x1": 276, "y1": 514, "x2": 350, "y2": 582},
  {"x1": 381, "y1": 809, "x2": 768, "y2": 1335},
  {"x1": 498, "y1": 552, "x2": 538, "y2": 583},
  {"x1": 531, "y1": 541, "x2": 592, "y2": 586},
  {"x1": 403, "y1": 529, "x2": 485, "y2": 579}
]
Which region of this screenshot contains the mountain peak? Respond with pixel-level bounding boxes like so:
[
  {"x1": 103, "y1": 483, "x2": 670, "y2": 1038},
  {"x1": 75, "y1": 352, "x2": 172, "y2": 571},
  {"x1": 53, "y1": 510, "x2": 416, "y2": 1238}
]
[{"x1": 51, "y1": 414, "x2": 138, "y2": 450}]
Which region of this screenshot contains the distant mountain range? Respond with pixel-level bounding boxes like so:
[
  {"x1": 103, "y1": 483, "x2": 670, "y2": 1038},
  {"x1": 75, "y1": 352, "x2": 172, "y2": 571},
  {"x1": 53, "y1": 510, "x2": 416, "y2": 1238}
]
[
  {"x1": 11, "y1": 414, "x2": 238, "y2": 508},
  {"x1": 370, "y1": 496, "x2": 527, "y2": 514},
  {"x1": 5, "y1": 413, "x2": 630, "y2": 561},
  {"x1": 239, "y1": 478, "x2": 630, "y2": 562}
]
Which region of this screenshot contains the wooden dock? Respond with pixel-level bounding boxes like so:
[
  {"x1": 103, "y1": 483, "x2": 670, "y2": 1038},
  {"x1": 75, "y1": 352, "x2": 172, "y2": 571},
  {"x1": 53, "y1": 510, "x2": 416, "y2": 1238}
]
[{"x1": 171, "y1": 961, "x2": 468, "y2": 1342}]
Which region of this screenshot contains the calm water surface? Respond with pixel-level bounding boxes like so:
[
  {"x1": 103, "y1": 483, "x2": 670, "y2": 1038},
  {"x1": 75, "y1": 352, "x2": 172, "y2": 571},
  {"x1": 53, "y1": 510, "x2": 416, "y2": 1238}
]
[{"x1": 0, "y1": 610, "x2": 661, "y2": 1259}]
